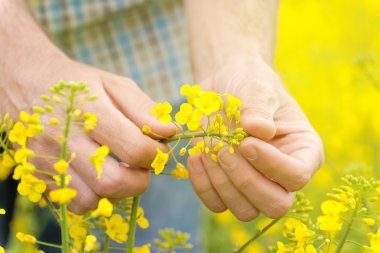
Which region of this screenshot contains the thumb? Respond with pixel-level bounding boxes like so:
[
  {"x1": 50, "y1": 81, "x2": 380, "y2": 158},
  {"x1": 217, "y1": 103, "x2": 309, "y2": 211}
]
[
  {"x1": 239, "y1": 103, "x2": 276, "y2": 141},
  {"x1": 100, "y1": 72, "x2": 177, "y2": 137}
]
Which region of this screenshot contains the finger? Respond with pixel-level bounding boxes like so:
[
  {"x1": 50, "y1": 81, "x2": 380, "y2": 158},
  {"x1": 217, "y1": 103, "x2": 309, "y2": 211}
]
[
  {"x1": 101, "y1": 73, "x2": 177, "y2": 137},
  {"x1": 85, "y1": 96, "x2": 168, "y2": 168},
  {"x1": 201, "y1": 154, "x2": 259, "y2": 221},
  {"x1": 233, "y1": 79, "x2": 279, "y2": 141},
  {"x1": 187, "y1": 154, "x2": 226, "y2": 213},
  {"x1": 239, "y1": 136, "x2": 322, "y2": 192},
  {"x1": 217, "y1": 147, "x2": 294, "y2": 218},
  {"x1": 68, "y1": 135, "x2": 150, "y2": 198}
]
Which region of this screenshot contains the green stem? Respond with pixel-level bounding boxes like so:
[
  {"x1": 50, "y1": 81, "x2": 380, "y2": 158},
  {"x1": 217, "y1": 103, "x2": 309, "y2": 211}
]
[
  {"x1": 126, "y1": 196, "x2": 140, "y2": 253},
  {"x1": 103, "y1": 235, "x2": 110, "y2": 253},
  {"x1": 234, "y1": 218, "x2": 280, "y2": 253},
  {"x1": 36, "y1": 240, "x2": 62, "y2": 249},
  {"x1": 335, "y1": 204, "x2": 359, "y2": 253},
  {"x1": 162, "y1": 132, "x2": 226, "y2": 143},
  {"x1": 59, "y1": 89, "x2": 76, "y2": 253},
  {"x1": 42, "y1": 193, "x2": 60, "y2": 220}
]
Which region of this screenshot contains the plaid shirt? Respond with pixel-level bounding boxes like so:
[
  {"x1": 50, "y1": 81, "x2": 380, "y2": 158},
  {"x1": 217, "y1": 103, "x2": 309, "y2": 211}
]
[{"x1": 27, "y1": 0, "x2": 192, "y2": 104}]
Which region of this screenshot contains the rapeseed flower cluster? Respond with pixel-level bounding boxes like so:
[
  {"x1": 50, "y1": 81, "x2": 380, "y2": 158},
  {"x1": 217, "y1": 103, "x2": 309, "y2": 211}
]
[
  {"x1": 1, "y1": 82, "x2": 196, "y2": 253},
  {"x1": 146, "y1": 84, "x2": 247, "y2": 178}
]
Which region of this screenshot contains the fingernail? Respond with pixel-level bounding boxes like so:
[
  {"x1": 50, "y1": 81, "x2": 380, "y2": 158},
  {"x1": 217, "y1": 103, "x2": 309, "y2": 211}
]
[{"x1": 246, "y1": 144, "x2": 258, "y2": 161}]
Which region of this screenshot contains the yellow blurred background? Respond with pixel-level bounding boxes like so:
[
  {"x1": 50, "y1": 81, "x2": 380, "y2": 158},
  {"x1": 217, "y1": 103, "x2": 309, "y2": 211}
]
[{"x1": 206, "y1": 1, "x2": 380, "y2": 252}]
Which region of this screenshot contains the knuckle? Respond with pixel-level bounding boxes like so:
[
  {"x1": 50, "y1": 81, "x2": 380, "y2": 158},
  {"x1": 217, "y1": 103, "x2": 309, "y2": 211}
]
[
  {"x1": 94, "y1": 174, "x2": 122, "y2": 196},
  {"x1": 121, "y1": 141, "x2": 149, "y2": 166},
  {"x1": 208, "y1": 203, "x2": 227, "y2": 213},
  {"x1": 213, "y1": 178, "x2": 230, "y2": 190},
  {"x1": 235, "y1": 208, "x2": 259, "y2": 222},
  {"x1": 286, "y1": 170, "x2": 311, "y2": 192},
  {"x1": 76, "y1": 190, "x2": 99, "y2": 211},
  {"x1": 235, "y1": 176, "x2": 252, "y2": 191},
  {"x1": 130, "y1": 172, "x2": 150, "y2": 196},
  {"x1": 264, "y1": 197, "x2": 293, "y2": 218}
]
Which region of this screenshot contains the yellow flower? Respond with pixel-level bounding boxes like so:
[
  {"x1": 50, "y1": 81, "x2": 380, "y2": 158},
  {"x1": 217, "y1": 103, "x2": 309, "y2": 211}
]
[
  {"x1": 179, "y1": 148, "x2": 187, "y2": 156},
  {"x1": 151, "y1": 102, "x2": 172, "y2": 123},
  {"x1": 213, "y1": 141, "x2": 224, "y2": 152},
  {"x1": 91, "y1": 198, "x2": 113, "y2": 218},
  {"x1": 151, "y1": 148, "x2": 169, "y2": 175},
  {"x1": 90, "y1": 145, "x2": 110, "y2": 178},
  {"x1": 49, "y1": 117, "x2": 60, "y2": 125},
  {"x1": 283, "y1": 218, "x2": 314, "y2": 247},
  {"x1": 105, "y1": 214, "x2": 129, "y2": 243},
  {"x1": 321, "y1": 200, "x2": 348, "y2": 216},
  {"x1": 19, "y1": 112, "x2": 44, "y2": 136},
  {"x1": 180, "y1": 84, "x2": 202, "y2": 105},
  {"x1": 363, "y1": 218, "x2": 376, "y2": 226},
  {"x1": 0, "y1": 209, "x2": 5, "y2": 215},
  {"x1": 16, "y1": 232, "x2": 37, "y2": 244},
  {"x1": 317, "y1": 215, "x2": 342, "y2": 233},
  {"x1": 276, "y1": 241, "x2": 288, "y2": 253},
  {"x1": 226, "y1": 95, "x2": 242, "y2": 115},
  {"x1": 175, "y1": 103, "x2": 203, "y2": 131},
  {"x1": 83, "y1": 113, "x2": 97, "y2": 132},
  {"x1": 0, "y1": 246, "x2": 4, "y2": 253},
  {"x1": 366, "y1": 228, "x2": 380, "y2": 252},
  {"x1": 49, "y1": 188, "x2": 77, "y2": 204},
  {"x1": 84, "y1": 235, "x2": 97, "y2": 252},
  {"x1": 211, "y1": 154, "x2": 218, "y2": 163},
  {"x1": 54, "y1": 159, "x2": 69, "y2": 174},
  {"x1": 294, "y1": 244, "x2": 317, "y2": 253},
  {"x1": 208, "y1": 114, "x2": 228, "y2": 134},
  {"x1": 13, "y1": 162, "x2": 36, "y2": 180},
  {"x1": 142, "y1": 125, "x2": 152, "y2": 134},
  {"x1": 317, "y1": 200, "x2": 349, "y2": 235},
  {"x1": 193, "y1": 91, "x2": 222, "y2": 115},
  {"x1": 0, "y1": 151, "x2": 15, "y2": 181},
  {"x1": 171, "y1": 163, "x2": 189, "y2": 179},
  {"x1": 136, "y1": 207, "x2": 150, "y2": 229},
  {"x1": 8, "y1": 122, "x2": 29, "y2": 146},
  {"x1": 188, "y1": 141, "x2": 205, "y2": 156},
  {"x1": 17, "y1": 174, "x2": 46, "y2": 202},
  {"x1": 14, "y1": 146, "x2": 35, "y2": 164},
  {"x1": 69, "y1": 223, "x2": 87, "y2": 250},
  {"x1": 133, "y1": 243, "x2": 151, "y2": 253}
]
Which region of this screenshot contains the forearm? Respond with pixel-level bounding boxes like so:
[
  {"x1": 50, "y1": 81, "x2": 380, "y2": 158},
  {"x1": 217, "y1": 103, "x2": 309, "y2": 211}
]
[
  {"x1": 0, "y1": 0, "x2": 67, "y2": 114},
  {"x1": 184, "y1": 0, "x2": 279, "y2": 81}
]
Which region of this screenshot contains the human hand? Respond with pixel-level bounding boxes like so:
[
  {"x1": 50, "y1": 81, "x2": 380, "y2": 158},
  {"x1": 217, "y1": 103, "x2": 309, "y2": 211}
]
[
  {"x1": 1, "y1": 53, "x2": 176, "y2": 214},
  {"x1": 187, "y1": 56, "x2": 324, "y2": 221}
]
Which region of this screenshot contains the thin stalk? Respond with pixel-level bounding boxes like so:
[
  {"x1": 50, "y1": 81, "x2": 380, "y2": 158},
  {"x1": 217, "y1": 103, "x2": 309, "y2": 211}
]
[
  {"x1": 103, "y1": 235, "x2": 110, "y2": 253},
  {"x1": 162, "y1": 132, "x2": 227, "y2": 143},
  {"x1": 36, "y1": 240, "x2": 62, "y2": 249},
  {"x1": 42, "y1": 193, "x2": 60, "y2": 220},
  {"x1": 126, "y1": 196, "x2": 140, "y2": 253},
  {"x1": 335, "y1": 203, "x2": 359, "y2": 253},
  {"x1": 59, "y1": 89, "x2": 76, "y2": 253},
  {"x1": 234, "y1": 218, "x2": 280, "y2": 253}
]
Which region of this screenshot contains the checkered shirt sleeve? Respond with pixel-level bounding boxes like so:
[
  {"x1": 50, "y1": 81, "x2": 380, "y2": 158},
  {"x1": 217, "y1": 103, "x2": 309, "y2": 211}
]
[{"x1": 27, "y1": 0, "x2": 193, "y2": 104}]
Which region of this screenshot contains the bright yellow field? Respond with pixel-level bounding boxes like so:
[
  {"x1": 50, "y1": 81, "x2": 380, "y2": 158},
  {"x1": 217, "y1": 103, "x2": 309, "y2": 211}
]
[{"x1": 206, "y1": 1, "x2": 380, "y2": 252}]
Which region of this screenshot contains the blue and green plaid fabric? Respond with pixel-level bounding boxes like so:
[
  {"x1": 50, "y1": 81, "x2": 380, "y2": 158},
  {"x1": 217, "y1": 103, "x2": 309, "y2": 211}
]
[{"x1": 27, "y1": 0, "x2": 193, "y2": 104}]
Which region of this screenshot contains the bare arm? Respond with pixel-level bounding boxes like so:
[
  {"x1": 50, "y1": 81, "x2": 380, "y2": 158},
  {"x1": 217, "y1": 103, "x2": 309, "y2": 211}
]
[
  {"x1": 185, "y1": 1, "x2": 324, "y2": 221},
  {"x1": 185, "y1": 0, "x2": 278, "y2": 80},
  {"x1": 0, "y1": 0, "x2": 176, "y2": 213}
]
